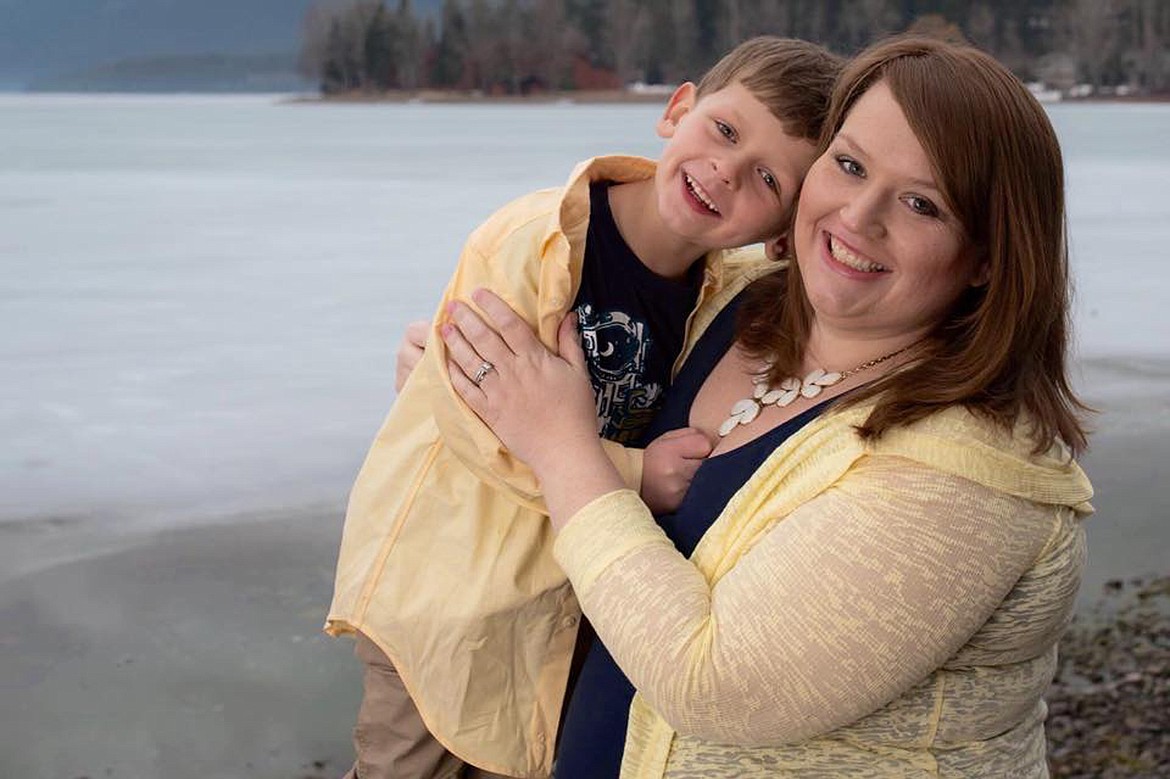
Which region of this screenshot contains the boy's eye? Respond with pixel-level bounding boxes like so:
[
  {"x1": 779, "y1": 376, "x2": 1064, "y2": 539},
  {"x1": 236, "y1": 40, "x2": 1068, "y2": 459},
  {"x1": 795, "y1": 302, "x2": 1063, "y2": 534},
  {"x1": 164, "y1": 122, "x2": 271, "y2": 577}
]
[
  {"x1": 758, "y1": 169, "x2": 778, "y2": 191},
  {"x1": 836, "y1": 155, "x2": 864, "y2": 177},
  {"x1": 903, "y1": 195, "x2": 940, "y2": 218},
  {"x1": 715, "y1": 120, "x2": 736, "y2": 142}
]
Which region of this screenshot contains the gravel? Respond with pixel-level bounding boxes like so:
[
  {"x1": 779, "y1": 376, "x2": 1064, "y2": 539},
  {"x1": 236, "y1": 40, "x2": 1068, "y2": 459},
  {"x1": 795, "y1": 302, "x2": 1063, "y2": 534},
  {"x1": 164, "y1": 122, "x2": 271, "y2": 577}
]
[{"x1": 1047, "y1": 575, "x2": 1170, "y2": 777}]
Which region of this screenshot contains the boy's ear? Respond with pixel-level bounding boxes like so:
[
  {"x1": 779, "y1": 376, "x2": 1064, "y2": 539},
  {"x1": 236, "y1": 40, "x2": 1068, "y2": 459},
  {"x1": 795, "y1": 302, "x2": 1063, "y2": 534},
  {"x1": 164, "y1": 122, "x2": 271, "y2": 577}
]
[
  {"x1": 657, "y1": 82, "x2": 698, "y2": 139},
  {"x1": 764, "y1": 233, "x2": 789, "y2": 261}
]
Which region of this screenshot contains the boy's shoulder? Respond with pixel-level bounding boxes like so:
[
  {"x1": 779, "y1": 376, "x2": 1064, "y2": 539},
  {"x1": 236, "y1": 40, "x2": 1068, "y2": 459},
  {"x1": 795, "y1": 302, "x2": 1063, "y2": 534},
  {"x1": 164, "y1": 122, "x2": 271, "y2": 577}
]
[
  {"x1": 464, "y1": 186, "x2": 566, "y2": 253},
  {"x1": 466, "y1": 156, "x2": 657, "y2": 254},
  {"x1": 716, "y1": 243, "x2": 777, "y2": 282}
]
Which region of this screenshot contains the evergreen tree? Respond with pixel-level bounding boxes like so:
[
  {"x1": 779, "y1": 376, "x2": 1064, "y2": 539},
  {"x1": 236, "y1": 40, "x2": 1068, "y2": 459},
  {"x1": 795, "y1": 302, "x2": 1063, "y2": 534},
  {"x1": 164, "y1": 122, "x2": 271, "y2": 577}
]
[
  {"x1": 298, "y1": 0, "x2": 1168, "y2": 98},
  {"x1": 365, "y1": 4, "x2": 396, "y2": 89},
  {"x1": 432, "y1": 0, "x2": 468, "y2": 87}
]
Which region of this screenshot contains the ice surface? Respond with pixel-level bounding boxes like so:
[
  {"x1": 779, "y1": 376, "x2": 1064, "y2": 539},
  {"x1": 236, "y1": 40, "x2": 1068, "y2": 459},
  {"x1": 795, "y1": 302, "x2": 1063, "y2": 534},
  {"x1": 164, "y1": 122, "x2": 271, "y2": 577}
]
[{"x1": 1, "y1": 95, "x2": 1166, "y2": 526}]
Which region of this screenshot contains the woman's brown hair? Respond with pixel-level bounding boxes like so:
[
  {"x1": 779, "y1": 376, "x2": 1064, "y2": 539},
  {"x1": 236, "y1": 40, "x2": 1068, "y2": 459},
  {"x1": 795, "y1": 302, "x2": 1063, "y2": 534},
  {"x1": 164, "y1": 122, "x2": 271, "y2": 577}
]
[{"x1": 738, "y1": 35, "x2": 1091, "y2": 455}]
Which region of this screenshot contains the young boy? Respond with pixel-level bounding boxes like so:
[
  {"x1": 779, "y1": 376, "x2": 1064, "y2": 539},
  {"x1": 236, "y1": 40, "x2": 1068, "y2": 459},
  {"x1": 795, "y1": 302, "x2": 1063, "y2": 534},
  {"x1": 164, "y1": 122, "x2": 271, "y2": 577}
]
[{"x1": 327, "y1": 37, "x2": 841, "y2": 779}]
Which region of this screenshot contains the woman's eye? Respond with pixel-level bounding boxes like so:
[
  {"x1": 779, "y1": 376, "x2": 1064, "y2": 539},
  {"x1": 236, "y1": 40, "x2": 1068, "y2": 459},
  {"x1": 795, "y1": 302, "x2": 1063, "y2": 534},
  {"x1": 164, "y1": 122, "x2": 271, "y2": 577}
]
[
  {"x1": 836, "y1": 155, "x2": 864, "y2": 177},
  {"x1": 715, "y1": 120, "x2": 736, "y2": 141},
  {"x1": 904, "y1": 195, "x2": 940, "y2": 217},
  {"x1": 759, "y1": 170, "x2": 778, "y2": 191}
]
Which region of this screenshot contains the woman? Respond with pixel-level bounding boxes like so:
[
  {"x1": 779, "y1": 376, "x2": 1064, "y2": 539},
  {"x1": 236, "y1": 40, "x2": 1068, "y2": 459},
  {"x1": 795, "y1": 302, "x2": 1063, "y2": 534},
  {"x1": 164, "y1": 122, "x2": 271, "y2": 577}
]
[{"x1": 441, "y1": 36, "x2": 1093, "y2": 777}]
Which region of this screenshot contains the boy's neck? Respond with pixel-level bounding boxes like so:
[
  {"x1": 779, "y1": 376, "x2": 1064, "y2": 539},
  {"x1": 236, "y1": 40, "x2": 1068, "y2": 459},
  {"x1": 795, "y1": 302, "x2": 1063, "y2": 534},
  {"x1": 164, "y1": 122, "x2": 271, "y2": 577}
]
[{"x1": 606, "y1": 179, "x2": 709, "y2": 280}]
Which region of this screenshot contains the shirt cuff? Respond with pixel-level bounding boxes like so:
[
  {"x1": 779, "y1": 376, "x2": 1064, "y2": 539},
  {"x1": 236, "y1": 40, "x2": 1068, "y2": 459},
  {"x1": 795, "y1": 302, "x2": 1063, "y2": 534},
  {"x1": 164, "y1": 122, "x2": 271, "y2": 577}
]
[{"x1": 552, "y1": 489, "x2": 672, "y2": 594}]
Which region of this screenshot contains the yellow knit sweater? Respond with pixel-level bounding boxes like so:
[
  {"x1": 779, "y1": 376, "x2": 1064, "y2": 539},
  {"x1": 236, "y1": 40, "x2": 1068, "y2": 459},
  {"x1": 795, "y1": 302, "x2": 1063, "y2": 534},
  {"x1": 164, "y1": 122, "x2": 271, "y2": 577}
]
[{"x1": 554, "y1": 403, "x2": 1093, "y2": 778}]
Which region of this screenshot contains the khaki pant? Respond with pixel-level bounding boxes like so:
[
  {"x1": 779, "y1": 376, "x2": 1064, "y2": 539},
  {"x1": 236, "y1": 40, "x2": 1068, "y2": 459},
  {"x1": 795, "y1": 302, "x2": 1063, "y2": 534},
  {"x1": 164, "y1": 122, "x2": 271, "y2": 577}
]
[{"x1": 344, "y1": 632, "x2": 515, "y2": 779}]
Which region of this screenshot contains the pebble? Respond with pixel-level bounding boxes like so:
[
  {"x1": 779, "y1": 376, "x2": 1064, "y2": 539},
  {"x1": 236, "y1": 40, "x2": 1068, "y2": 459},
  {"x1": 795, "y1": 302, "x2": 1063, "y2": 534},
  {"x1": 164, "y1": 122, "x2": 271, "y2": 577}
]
[{"x1": 1046, "y1": 575, "x2": 1169, "y2": 777}]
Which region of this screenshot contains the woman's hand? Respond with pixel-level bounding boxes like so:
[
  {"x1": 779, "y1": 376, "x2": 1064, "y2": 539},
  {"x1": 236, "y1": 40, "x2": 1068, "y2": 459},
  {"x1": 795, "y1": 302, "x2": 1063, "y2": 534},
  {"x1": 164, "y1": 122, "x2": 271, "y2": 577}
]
[
  {"x1": 441, "y1": 289, "x2": 597, "y2": 470},
  {"x1": 641, "y1": 428, "x2": 711, "y2": 514},
  {"x1": 441, "y1": 289, "x2": 623, "y2": 526},
  {"x1": 394, "y1": 319, "x2": 429, "y2": 392}
]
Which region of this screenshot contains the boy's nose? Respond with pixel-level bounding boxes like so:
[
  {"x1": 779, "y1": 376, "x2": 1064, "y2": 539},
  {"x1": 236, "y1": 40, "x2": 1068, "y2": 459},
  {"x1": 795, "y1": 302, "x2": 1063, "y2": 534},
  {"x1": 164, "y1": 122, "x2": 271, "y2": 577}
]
[{"x1": 711, "y1": 158, "x2": 735, "y2": 187}]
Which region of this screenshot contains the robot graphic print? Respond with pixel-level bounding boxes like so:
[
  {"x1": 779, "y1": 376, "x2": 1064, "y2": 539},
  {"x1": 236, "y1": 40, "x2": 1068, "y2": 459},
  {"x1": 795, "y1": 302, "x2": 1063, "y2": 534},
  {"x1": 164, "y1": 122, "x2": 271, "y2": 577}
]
[{"x1": 576, "y1": 303, "x2": 662, "y2": 444}]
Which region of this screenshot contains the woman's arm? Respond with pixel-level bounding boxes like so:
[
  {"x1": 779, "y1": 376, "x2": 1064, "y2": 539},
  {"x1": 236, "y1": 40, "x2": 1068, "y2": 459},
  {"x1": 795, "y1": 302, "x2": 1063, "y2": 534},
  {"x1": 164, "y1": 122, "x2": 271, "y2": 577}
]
[
  {"x1": 442, "y1": 291, "x2": 1058, "y2": 744},
  {"x1": 554, "y1": 458, "x2": 1057, "y2": 745}
]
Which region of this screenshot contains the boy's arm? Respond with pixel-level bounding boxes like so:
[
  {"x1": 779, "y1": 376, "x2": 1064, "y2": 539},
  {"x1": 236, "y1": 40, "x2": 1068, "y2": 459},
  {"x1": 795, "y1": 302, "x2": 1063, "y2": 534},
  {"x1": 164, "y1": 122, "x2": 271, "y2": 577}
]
[
  {"x1": 394, "y1": 320, "x2": 428, "y2": 393},
  {"x1": 425, "y1": 203, "x2": 644, "y2": 514}
]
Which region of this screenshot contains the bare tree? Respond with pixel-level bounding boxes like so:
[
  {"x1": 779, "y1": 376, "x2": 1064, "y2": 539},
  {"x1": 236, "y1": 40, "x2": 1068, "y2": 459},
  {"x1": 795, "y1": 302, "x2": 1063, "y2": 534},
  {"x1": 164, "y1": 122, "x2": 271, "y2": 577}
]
[
  {"x1": 753, "y1": 0, "x2": 796, "y2": 36},
  {"x1": 1062, "y1": 0, "x2": 1122, "y2": 87},
  {"x1": 838, "y1": 0, "x2": 897, "y2": 52},
  {"x1": 606, "y1": 0, "x2": 651, "y2": 84},
  {"x1": 669, "y1": 0, "x2": 699, "y2": 81},
  {"x1": 1128, "y1": 0, "x2": 1169, "y2": 91},
  {"x1": 395, "y1": 0, "x2": 423, "y2": 89},
  {"x1": 966, "y1": 2, "x2": 998, "y2": 52},
  {"x1": 529, "y1": 0, "x2": 583, "y2": 90},
  {"x1": 464, "y1": 0, "x2": 500, "y2": 91},
  {"x1": 299, "y1": 1, "x2": 341, "y2": 83}
]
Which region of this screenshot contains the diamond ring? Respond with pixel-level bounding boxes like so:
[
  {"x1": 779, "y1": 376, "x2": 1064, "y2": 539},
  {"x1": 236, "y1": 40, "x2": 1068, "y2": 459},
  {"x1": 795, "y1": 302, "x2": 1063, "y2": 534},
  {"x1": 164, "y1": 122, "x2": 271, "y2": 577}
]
[{"x1": 471, "y1": 360, "x2": 495, "y2": 386}]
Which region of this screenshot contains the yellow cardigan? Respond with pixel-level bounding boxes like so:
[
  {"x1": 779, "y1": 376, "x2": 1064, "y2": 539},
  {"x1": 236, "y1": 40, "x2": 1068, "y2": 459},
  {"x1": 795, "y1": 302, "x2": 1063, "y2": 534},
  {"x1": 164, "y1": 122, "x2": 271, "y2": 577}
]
[
  {"x1": 326, "y1": 156, "x2": 776, "y2": 777},
  {"x1": 554, "y1": 404, "x2": 1094, "y2": 778}
]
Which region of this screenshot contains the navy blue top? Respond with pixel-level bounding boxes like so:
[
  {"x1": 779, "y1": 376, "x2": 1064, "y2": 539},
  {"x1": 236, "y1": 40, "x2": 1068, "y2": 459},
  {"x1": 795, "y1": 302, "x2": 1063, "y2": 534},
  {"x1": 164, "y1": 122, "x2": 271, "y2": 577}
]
[
  {"x1": 553, "y1": 294, "x2": 833, "y2": 778},
  {"x1": 575, "y1": 182, "x2": 704, "y2": 444}
]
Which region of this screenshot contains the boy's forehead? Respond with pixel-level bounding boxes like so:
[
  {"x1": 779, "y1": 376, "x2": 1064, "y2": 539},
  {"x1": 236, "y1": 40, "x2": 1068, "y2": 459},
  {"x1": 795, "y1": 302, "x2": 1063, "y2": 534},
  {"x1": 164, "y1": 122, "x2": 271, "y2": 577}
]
[
  {"x1": 696, "y1": 82, "x2": 780, "y2": 126},
  {"x1": 696, "y1": 81, "x2": 754, "y2": 109}
]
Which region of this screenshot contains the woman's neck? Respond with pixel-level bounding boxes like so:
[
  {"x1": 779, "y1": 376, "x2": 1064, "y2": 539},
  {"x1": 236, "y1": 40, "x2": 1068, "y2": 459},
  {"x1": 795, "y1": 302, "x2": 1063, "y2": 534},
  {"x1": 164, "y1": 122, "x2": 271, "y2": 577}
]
[{"x1": 802, "y1": 322, "x2": 927, "y2": 375}]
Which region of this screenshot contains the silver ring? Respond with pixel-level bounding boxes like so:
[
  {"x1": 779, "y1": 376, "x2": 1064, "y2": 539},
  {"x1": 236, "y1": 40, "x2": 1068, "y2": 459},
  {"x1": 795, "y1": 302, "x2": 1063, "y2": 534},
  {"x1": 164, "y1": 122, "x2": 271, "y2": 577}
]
[{"x1": 471, "y1": 360, "x2": 495, "y2": 386}]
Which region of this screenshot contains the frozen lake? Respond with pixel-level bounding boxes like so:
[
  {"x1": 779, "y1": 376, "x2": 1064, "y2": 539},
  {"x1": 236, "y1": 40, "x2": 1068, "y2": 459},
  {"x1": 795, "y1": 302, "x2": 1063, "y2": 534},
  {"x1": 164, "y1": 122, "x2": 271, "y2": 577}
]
[{"x1": 2, "y1": 93, "x2": 1168, "y2": 527}]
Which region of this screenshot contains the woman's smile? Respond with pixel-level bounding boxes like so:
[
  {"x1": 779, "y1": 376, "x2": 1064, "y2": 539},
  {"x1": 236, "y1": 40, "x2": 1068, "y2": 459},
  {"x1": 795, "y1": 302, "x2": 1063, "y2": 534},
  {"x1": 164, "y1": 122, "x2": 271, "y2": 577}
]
[{"x1": 824, "y1": 232, "x2": 888, "y2": 274}]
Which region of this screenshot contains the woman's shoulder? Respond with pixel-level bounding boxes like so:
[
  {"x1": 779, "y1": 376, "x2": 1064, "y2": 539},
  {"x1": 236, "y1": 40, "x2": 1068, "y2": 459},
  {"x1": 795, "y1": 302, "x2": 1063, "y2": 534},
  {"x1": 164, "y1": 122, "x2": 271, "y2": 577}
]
[{"x1": 855, "y1": 405, "x2": 1093, "y2": 512}]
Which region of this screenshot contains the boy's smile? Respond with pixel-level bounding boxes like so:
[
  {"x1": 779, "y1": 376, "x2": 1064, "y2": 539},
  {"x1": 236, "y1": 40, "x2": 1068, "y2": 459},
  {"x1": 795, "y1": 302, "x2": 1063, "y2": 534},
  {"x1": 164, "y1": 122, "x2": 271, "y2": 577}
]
[{"x1": 683, "y1": 172, "x2": 721, "y2": 215}]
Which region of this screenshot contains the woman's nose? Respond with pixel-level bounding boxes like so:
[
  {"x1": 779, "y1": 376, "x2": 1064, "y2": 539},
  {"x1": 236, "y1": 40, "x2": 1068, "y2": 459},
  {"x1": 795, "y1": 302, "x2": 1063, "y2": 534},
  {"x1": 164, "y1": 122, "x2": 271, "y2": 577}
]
[{"x1": 839, "y1": 189, "x2": 886, "y2": 238}]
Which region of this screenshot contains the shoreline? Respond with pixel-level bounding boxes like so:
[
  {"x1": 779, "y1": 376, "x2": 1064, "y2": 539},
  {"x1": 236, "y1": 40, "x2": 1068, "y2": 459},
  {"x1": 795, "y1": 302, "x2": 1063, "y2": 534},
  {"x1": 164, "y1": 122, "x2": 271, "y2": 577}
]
[
  {"x1": 2, "y1": 499, "x2": 1163, "y2": 778},
  {"x1": 286, "y1": 88, "x2": 1170, "y2": 106},
  {"x1": 284, "y1": 88, "x2": 672, "y2": 105}
]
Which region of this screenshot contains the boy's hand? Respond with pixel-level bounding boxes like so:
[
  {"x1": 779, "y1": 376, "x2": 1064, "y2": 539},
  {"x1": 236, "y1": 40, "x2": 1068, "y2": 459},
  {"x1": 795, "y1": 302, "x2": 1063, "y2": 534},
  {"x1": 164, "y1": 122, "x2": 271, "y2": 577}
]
[
  {"x1": 395, "y1": 320, "x2": 430, "y2": 392},
  {"x1": 640, "y1": 427, "x2": 712, "y2": 515}
]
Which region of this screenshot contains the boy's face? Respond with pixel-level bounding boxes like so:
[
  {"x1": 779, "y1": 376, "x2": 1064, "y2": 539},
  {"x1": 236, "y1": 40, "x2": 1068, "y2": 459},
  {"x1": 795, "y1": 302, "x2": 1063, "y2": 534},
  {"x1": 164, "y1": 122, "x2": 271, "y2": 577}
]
[{"x1": 654, "y1": 81, "x2": 818, "y2": 252}]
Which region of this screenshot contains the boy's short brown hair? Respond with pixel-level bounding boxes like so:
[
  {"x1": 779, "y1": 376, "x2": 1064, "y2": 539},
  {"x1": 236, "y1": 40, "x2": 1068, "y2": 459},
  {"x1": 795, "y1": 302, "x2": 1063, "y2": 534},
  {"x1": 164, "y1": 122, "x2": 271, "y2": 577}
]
[{"x1": 697, "y1": 36, "x2": 843, "y2": 143}]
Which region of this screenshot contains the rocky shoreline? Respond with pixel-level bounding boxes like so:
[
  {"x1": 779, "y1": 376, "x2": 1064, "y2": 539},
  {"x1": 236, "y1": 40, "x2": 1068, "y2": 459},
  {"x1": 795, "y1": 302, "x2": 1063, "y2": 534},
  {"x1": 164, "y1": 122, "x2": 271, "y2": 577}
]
[{"x1": 1046, "y1": 575, "x2": 1170, "y2": 777}]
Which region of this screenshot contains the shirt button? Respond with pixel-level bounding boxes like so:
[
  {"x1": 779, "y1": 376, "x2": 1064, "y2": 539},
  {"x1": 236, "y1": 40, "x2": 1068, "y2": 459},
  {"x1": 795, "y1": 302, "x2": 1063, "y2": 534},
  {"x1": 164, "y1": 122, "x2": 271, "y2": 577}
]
[{"x1": 562, "y1": 615, "x2": 579, "y2": 629}]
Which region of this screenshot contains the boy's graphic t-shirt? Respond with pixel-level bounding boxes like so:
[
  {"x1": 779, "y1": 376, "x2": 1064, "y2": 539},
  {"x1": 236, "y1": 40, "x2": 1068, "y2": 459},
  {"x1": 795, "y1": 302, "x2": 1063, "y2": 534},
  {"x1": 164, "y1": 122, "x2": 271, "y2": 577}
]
[{"x1": 574, "y1": 182, "x2": 703, "y2": 445}]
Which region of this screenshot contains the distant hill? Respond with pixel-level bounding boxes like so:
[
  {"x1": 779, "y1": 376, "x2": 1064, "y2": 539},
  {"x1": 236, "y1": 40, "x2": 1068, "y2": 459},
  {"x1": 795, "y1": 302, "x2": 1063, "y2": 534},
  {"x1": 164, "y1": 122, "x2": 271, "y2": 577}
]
[
  {"x1": 0, "y1": 0, "x2": 441, "y2": 91},
  {"x1": 28, "y1": 52, "x2": 313, "y2": 93}
]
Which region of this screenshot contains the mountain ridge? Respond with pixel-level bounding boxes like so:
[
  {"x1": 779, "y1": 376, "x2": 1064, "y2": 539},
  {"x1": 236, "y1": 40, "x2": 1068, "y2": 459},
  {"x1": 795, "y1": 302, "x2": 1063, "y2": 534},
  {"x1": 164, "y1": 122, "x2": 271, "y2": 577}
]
[{"x1": 0, "y1": 0, "x2": 442, "y2": 90}]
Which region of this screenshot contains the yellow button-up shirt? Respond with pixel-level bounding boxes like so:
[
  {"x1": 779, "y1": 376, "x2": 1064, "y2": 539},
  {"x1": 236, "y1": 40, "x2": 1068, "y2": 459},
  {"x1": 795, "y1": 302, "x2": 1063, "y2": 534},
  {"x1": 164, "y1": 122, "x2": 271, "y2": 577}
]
[{"x1": 326, "y1": 156, "x2": 776, "y2": 777}]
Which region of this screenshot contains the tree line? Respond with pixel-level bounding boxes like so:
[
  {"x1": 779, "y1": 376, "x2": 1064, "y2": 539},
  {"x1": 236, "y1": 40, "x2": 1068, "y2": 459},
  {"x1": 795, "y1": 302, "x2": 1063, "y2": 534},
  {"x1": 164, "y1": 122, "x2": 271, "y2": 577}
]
[{"x1": 299, "y1": 0, "x2": 1168, "y2": 96}]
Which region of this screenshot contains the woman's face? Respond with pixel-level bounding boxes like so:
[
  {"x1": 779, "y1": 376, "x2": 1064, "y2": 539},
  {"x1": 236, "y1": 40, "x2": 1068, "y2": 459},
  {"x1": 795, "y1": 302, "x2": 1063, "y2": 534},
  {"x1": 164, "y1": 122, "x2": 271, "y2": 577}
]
[{"x1": 793, "y1": 80, "x2": 985, "y2": 342}]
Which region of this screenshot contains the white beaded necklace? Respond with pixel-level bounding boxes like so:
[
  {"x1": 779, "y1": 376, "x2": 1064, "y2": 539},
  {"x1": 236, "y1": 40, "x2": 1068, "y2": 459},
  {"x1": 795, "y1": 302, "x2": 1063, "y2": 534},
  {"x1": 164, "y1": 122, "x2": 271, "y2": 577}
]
[{"x1": 717, "y1": 344, "x2": 915, "y2": 437}]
